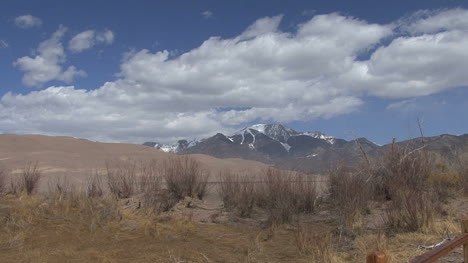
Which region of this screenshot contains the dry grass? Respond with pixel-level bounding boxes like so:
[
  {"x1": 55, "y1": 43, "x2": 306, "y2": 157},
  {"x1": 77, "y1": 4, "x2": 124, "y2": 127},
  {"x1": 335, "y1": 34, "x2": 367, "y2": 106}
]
[
  {"x1": 218, "y1": 172, "x2": 256, "y2": 217},
  {"x1": 163, "y1": 156, "x2": 210, "y2": 200},
  {"x1": 0, "y1": 193, "x2": 320, "y2": 263},
  {"x1": 106, "y1": 160, "x2": 137, "y2": 198},
  {"x1": 47, "y1": 175, "x2": 75, "y2": 200},
  {"x1": 0, "y1": 165, "x2": 6, "y2": 194},
  {"x1": 258, "y1": 168, "x2": 318, "y2": 224},
  {"x1": 218, "y1": 168, "x2": 319, "y2": 224},
  {"x1": 86, "y1": 171, "x2": 105, "y2": 198},
  {"x1": 0, "y1": 154, "x2": 466, "y2": 262},
  {"x1": 384, "y1": 189, "x2": 436, "y2": 232},
  {"x1": 328, "y1": 165, "x2": 369, "y2": 233},
  {"x1": 8, "y1": 162, "x2": 42, "y2": 195},
  {"x1": 294, "y1": 224, "x2": 336, "y2": 263}
]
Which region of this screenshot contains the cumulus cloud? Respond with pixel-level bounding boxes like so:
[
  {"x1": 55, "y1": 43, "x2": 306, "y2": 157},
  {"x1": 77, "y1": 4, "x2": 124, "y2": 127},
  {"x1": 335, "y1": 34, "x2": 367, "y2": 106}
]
[
  {"x1": 13, "y1": 26, "x2": 86, "y2": 87},
  {"x1": 2, "y1": 9, "x2": 468, "y2": 143},
  {"x1": 69, "y1": 29, "x2": 114, "y2": 53},
  {"x1": 14, "y1": 15, "x2": 42, "y2": 28},
  {"x1": 201, "y1": 10, "x2": 213, "y2": 19}
]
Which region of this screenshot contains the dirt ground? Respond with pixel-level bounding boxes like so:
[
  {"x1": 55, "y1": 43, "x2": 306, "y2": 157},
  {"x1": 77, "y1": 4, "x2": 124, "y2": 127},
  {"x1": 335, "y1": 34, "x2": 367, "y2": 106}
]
[{"x1": 1, "y1": 189, "x2": 466, "y2": 263}]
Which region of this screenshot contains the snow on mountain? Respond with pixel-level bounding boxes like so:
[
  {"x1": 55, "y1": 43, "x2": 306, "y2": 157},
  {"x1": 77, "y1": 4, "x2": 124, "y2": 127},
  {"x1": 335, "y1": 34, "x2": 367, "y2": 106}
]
[
  {"x1": 152, "y1": 139, "x2": 199, "y2": 153},
  {"x1": 156, "y1": 143, "x2": 178, "y2": 153},
  {"x1": 233, "y1": 124, "x2": 298, "y2": 143},
  {"x1": 233, "y1": 124, "x2": 335, "y2": 145},
  {"x1": 302, "y1": 131, "x2": 336, "y2": 144},
  {"x1": 147, "y1": 123, "x2": 336, "y2": 154}
]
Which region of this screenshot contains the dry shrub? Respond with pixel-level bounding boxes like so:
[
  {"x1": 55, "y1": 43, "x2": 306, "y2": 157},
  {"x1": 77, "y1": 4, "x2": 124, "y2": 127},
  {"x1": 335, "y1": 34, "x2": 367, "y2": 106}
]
[
  {"x1": 218, "y1": 172, "x2": 256, "y2": 217},
  {"x1": 163, "y1": 156, "x2": 210, "y2": 200},
  {"x1": 377, "y1": 143, "x2": 438, "y2": 232},
  {"x1": 328, "y1": 166, "x2": 369, "y2": 232},
  {"x1": 106, "y1": 160, "x2": 137, "y2": 198},
  {"x1": 258, "y1": 168, "x2": 318, "y2": 224},
  {"x1": 295, "y1": 224, "x2": 335, "y2": 263},
  {"x1": 384, "y1": 189, "x2": 435, "y2": 232},
  {"x1": 429, "y1": 163, "x2": 463, "y2": 201},
  {"x1": 10, "y1": 162, "x2": 42, "y2": 195},
  {"x1": 47, "y1": 175, "x2": 75, "y2": 200},
  {"x1": 0, "y1": 166, "x2": 7, "y2": 194},
  {"x1": 138, "y1": 160, "x2": 160, "y2": 194},
  {"x1": 138, "y1": 160, "x2": 174, "y2": 213},
  {"x1": 218, "y1": 168, "x2": 318, "y2": 223},
  {"x1": 379, "y1": 144, "x2": 433, "y2": 200},
  {"x1": 86, "y1": 172, "x2": 104, "y2": 198}
]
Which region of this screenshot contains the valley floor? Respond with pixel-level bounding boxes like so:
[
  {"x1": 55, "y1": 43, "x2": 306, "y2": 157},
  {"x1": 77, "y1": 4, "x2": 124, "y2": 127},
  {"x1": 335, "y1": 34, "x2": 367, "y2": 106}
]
[{"x1": 0, "y1": 192, "x2": 466, "y2": 263}]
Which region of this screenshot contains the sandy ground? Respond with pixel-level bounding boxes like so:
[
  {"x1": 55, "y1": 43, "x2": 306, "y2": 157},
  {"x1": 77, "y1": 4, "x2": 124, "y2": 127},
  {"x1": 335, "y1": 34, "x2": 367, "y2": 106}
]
[{"x1": 0, "y1": 134, "x2": 270, "y2": 190}]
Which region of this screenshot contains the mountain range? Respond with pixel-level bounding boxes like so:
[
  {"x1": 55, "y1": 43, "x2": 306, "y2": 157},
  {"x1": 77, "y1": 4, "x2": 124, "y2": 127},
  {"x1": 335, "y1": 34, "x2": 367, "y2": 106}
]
[{"x1": 143, "y1": 124, "x2": 468, "y2": 173}]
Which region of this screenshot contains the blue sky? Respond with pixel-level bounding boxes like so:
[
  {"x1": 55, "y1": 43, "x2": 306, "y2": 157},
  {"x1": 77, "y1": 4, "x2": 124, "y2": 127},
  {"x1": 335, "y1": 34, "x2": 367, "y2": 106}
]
[{"x1": 1, "y1": 0, "x2": 467, "y2": 145}]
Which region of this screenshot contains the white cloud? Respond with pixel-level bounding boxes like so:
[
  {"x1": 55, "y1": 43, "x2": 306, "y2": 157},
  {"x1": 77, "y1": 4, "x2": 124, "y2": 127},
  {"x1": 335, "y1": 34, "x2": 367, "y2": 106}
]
[
  {"x1": 14, "y1": 26, "x2": 86, "y2": 87},
  {"x1": 386, "y1": 99, "x2": 417, "y2": 111},
  {"x1": 402, "y1": 8, "x2": 468, "y2": 34},
  {"x1": 201, "y1": 10, "x2": 213, "y2": 19},
  {"x1": 337, "y1": 9, "x2": 468, "y2": 98},
  {"x1": 69, "y1": 29, "x2": 114, "y2": 53},
  {"x1": 14, "y1": 15, "x2": 42, "y2": 28},
  {"x1": 0, "y1": 40, "x2": 8, "y2": 48},
  {"x1": 2, "y1": 9, "x2": 468, "y2": 143},
  {"x1": 239, "y1": 15, "x2": 283, "y2": 40}
]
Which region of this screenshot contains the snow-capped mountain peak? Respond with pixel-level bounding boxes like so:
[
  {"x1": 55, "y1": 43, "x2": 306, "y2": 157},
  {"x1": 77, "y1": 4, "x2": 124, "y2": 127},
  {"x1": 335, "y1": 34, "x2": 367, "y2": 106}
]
[{"x1": 302, "y1": 131, "x2": 336, "y2": 144}]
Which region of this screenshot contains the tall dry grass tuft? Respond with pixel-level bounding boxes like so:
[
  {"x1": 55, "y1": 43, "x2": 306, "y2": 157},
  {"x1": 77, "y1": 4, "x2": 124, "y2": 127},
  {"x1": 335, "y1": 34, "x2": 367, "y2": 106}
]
[
  {"x1": 86, "y1": 172, "x2": 104, "y2": 198},
  {"x1": 219, "y1": 172, "x2": 256, "y2": 217},
  {"x1": 384, "y1": 189, "x2": 435, "y2": 232},
  {"x1": 106, "y1": 160, "x2": 137, "y2": 198},
  {"x1": 429, "y1": 163, "x2": 462, "y2": 202},
  {"x1": 294, "y1": 224, "x2": 336, "y2": 263},
  {"x1": 257, "y1": 168, "x2": 318, "y2": 224},
  {"x1": 0, "y1": 166, "x2": 6, "y2": 194},
  {"x1": 11, "y1": 162, "x2": 42, "y2": 195},
  {"x1": 328, "y1": 165, "x2": 369, "y2": 233},
  {"x1": 218, "y1": 168, "x2": 318, "y2": 224},
  {"x1": 138, "y1": 160, "x2": 173, "y2": 213},
  {"x1": 47, "y1": 175, "x2": 74, "y2": 200},
  {"x1": 163, "y1": 156, "x2": 210, "y2": 200}
]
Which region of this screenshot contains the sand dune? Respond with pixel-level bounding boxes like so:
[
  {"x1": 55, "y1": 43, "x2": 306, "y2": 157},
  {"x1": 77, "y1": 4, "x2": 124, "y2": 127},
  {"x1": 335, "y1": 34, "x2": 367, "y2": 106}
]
[{"x1": 0, "y1": 134, "x2": 270, "y2": 188}]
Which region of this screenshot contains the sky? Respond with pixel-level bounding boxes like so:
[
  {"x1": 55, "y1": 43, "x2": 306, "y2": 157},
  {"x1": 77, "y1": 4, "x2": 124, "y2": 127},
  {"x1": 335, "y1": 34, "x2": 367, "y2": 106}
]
[{"x1": 1, "y1": 0, "x2": 468, "y2": 145}]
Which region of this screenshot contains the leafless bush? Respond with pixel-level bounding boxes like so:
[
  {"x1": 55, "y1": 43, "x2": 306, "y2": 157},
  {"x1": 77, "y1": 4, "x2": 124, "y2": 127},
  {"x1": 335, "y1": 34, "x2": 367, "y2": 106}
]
[
  {"x1": 163, "y1": 156, "x2": 210, "y2": 200},
  {"x1": 257, "y1": 168, "x2": 318, "y2": 224},
  {"x1": 20, "y1": 162, "x2": 41, "y2": 195},
  {"x1": 47, "y1": 175, "x2": 74, "y2": 199},
  {"x1": 376, "y1": 142, "x2": 438, "y2": 232},
  {"x1": 138, "y1": 160, "x2": 171, "y2": 213},
  {"x1": 0, "y1": 166, "x2": 7, "y2": 194},
  {"x1": 138, "y1": 160, "x2": 160, "y2": 193},
  {"x1": 86, "y1": 172, "x2": 104, "y2": 198},
  {"x1": 384, "y1": 188, "x2": 435, "y2": 232},
  {"x1": 295, "y1": 224, "x2": 335, "y2": 263},
  {"x1": 379, "y1": 143, "x2": 433, "y2": 200},
  {"x1": 106, "y1": 160, "x2": 137, "y2": 198},
  {"x1": 219, "y1": 172, "x2": 256, "y2": 217},
  {"x1": 328, "y1": 166, "x2": 369, "y2": 232}
]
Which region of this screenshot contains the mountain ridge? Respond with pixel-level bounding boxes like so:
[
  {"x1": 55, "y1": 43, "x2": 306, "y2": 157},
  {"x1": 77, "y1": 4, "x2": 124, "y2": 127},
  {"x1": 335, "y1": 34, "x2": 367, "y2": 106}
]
[{"x1": 143, "y1": 124, "x2": 468, "y2": 173}]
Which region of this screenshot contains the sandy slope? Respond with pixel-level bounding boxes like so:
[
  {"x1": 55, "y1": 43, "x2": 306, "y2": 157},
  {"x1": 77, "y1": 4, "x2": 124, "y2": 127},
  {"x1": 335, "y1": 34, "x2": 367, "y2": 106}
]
[{"x1": 0, "y1": 134, "x2": 269, "y2": 188}]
